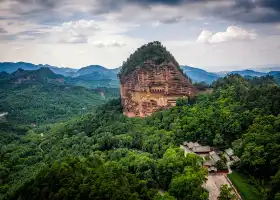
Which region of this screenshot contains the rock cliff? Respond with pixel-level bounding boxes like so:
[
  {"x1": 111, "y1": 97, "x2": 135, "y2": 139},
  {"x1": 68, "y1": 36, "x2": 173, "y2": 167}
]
[{"x1": 119, "y1": 42, "x2": 196, "y2": 117}]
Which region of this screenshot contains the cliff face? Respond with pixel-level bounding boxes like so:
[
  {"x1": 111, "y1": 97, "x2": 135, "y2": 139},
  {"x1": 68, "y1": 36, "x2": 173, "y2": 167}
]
[{"x1": 120, "y1": 61, "x2": 196, "y2": 117}]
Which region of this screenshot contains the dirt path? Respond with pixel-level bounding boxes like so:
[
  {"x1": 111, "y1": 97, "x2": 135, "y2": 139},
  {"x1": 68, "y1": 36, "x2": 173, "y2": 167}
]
[
  {"x1": 203, "y1": 174, "x2": 230, "y2": 200},
  {"x1": 203, "y1": 174, "x2": 241, "y2": 200}
]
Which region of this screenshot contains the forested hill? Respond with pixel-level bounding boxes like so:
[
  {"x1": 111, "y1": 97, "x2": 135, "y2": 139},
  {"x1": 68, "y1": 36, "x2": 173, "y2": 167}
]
[
  {"x1": 0, "y1": 68, "x2": 119, "y2": 125},
  {"x1": 1, "y1": 74, "x2": 280, "y2": 200},
  {"x1": 0, "y1": 67, "x2": 64, "y2": 84},
  {"x1": 119, "y1": 41, "x2": 183, "y2": 77}
]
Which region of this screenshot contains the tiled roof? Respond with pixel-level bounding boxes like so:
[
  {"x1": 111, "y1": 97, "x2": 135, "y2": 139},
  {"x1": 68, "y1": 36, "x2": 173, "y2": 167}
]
[
  {"x1": 210, "y1": 151, "x2": 221, "y2": 162},
  {"x1": 225, "y1": 148, "x2": 234, "y2": 156},
  {"x1": 193, "y1": 146, "x2": 211, "y2": 153}
]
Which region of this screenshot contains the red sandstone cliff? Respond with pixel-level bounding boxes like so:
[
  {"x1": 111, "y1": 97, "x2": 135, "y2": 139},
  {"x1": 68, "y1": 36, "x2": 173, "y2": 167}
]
[{"x1": 119, "y1": 60, "x2": 196, "y2": 117}]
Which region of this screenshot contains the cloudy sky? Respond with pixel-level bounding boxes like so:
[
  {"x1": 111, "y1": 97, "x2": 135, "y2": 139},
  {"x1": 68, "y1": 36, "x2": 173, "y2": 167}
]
[{"x1": 0, "y1": 0, "x2": 280, "y2": 71}]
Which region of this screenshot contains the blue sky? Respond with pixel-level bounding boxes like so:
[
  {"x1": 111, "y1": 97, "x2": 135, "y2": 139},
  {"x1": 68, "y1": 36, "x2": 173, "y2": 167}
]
[{"x1": 0, "y1": 0, "x2": 280, "y2": 71}]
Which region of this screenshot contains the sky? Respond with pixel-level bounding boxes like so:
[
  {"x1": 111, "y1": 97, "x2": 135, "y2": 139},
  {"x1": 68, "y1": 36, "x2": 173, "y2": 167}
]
[{"x1": 0, "y1": 0, "x2": 280, "y2": 71}]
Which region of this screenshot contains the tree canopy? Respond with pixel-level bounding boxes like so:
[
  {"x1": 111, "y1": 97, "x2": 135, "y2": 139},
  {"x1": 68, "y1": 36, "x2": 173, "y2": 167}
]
[
  {"x1": 1, "y1": 74, "x2": 280, "y2": 200},
  {"x1": 0, "y1": 68, "x2": 118, "y2": 125},
  {"x1": 119, "y1": 41, "x2": 181, "y2": 77}
]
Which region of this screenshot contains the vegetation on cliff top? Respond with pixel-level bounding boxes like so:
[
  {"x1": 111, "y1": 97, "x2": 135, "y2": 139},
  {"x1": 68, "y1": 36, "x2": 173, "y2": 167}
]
[{"x1": 119, "y1": 41, "x2": 183, "y2": 77}]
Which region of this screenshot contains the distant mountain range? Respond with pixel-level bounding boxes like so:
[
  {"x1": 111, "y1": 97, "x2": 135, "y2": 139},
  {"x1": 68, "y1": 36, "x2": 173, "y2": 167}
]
[
  {"x1": 181, "y1": 66, "x2": 220, "y2": 84},
  {"x1": 251, "y1": 66, "x2": 280, "y2": 73},
  {"x1": 0, "y1": 67, "x2": 65, "y2": 86},
  {"x1": 181, "y1": 66, "x2": 280, "y2": 84},
  {"x1": 0, "y1": 62, "x2": 279, "y2": 85},
  {"x1": 76, "y1": 65, "x2": 119, "y2": 80},
  {"x1": 0, "y1": 62, "x2": 120, "y2": 88},
  {"x1": 0, "y1": 62, "x2": 77, "y2": 77},
  {"x1": 227, "y1": 70, "x2": 266, "y2": 77}
]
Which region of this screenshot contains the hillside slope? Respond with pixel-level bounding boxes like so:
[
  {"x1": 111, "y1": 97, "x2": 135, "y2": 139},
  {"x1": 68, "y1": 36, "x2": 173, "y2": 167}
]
[
  {"x1": 1, "y1": 75, "x2": 280, "y2": 200},
  {"x1": 69, "y1": 65, "x2": 120, "y2": 88},
  {"x1": 270, "y1": 72, "x2": 280, "y2": 84},
  {"x1": 0, "y1": 68, "x2": 118, "y2": 124}
]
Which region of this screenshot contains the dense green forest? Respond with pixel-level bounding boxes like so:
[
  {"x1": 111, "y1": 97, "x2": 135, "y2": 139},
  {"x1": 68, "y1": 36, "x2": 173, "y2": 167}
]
[
  {"x1": 0, "y1": 68, "x2": 119, "y2": 125},
  {"x1": 1, "y1": 74, "x2": 280, "y2": 200}
]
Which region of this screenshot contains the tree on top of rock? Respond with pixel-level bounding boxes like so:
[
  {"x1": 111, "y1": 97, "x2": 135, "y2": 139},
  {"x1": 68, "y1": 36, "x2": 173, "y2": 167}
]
[{"x1": 119, "y1": 41, "x2": 181, "y2": 77}]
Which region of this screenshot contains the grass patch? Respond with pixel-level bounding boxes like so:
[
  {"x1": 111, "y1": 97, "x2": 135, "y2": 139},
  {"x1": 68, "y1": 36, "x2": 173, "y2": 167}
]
[{"x1": 228, "y1": 172, "x2": 261, "y2": 200}]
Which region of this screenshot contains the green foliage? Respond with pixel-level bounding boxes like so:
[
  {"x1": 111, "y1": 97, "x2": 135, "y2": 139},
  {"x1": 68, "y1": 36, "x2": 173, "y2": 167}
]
[
  {"x1": 0, "y1": 99, "x2": 208, "y2": 200},
  {"x1": 0, "y1": 69, "x2": 118, "y2": 125},
  {"x1": 1, "y1": 74, "x2": 280, "y2": 200},
  {"x1": 193, "y1": 81, "x2": 210, "y2": 91},
  {"x1": 9, "y1": 157, "x2": 155, "y2": 200},
  {"x1": 168, "y1": 167, "x2": 208, "y2": 200},
  {"x1": 218, "y1": 185, "x2": 237, "y2": 200},
  {"x1": 153, "y1": 192, "x2": 176, "y2": 200},
  {"x1": 119, "y1": 41, "x2": 181, "y2": 77},
  {"x1": 270, "y1": 170, "x2": 280, "y2": 200},
  {"x1": 156, "y1": 148, "x2": 203, "y2": 190},
  {"x1": 176, "y1": 97, "x2": 189, "y2": 106},
  {"x1": 216, "y1": 160, "x2": 228, "y2": 171},
  {"x1": 228, "y1": 172, "x2": 261, "y2": 200},
  {"x1": 233, "y1": 115, "x2": 280, "y2": 178},
  {"x1": 0, "y1": 121, "x2": 28, "y2": 145}
]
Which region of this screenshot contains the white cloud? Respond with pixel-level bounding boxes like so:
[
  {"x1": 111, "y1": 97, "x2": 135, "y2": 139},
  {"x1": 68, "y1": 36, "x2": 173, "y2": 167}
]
[
  {"x1": 91, "y1": 40, "x2": 126, "y2": 48},
  {"x1": 0, "y1": 0, "x2": 280, "y2": 71},
  {"x1": 50, "y1": 20, "x2": 99, "y2": 43},
  {"x1": 197, "y1": 26, "x2": 257, "y2": 44},
  {"x1": 14, "y1": 45, "x2": 24, "y2": 50},
  {"x1": 45, "y1": 19, "x2": 139, "y2": 45},
  {"x1": 196, "y1": 30, "x2": 214, "y2": 43},
  {"x1": 60, "y1": 20, "x2": 99, "y2": 30},
  {"x1": 165, "y1": 34, "x2": 280, "y2": 71},
  {"x1": 60, "y1": 36, "x2": 88, "y2": 43}
]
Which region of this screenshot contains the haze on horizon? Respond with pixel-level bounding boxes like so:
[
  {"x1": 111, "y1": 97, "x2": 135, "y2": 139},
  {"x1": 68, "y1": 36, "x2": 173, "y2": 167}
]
[{"x1": 0, "y1": 0, "x2": 280, "y2": 72}]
